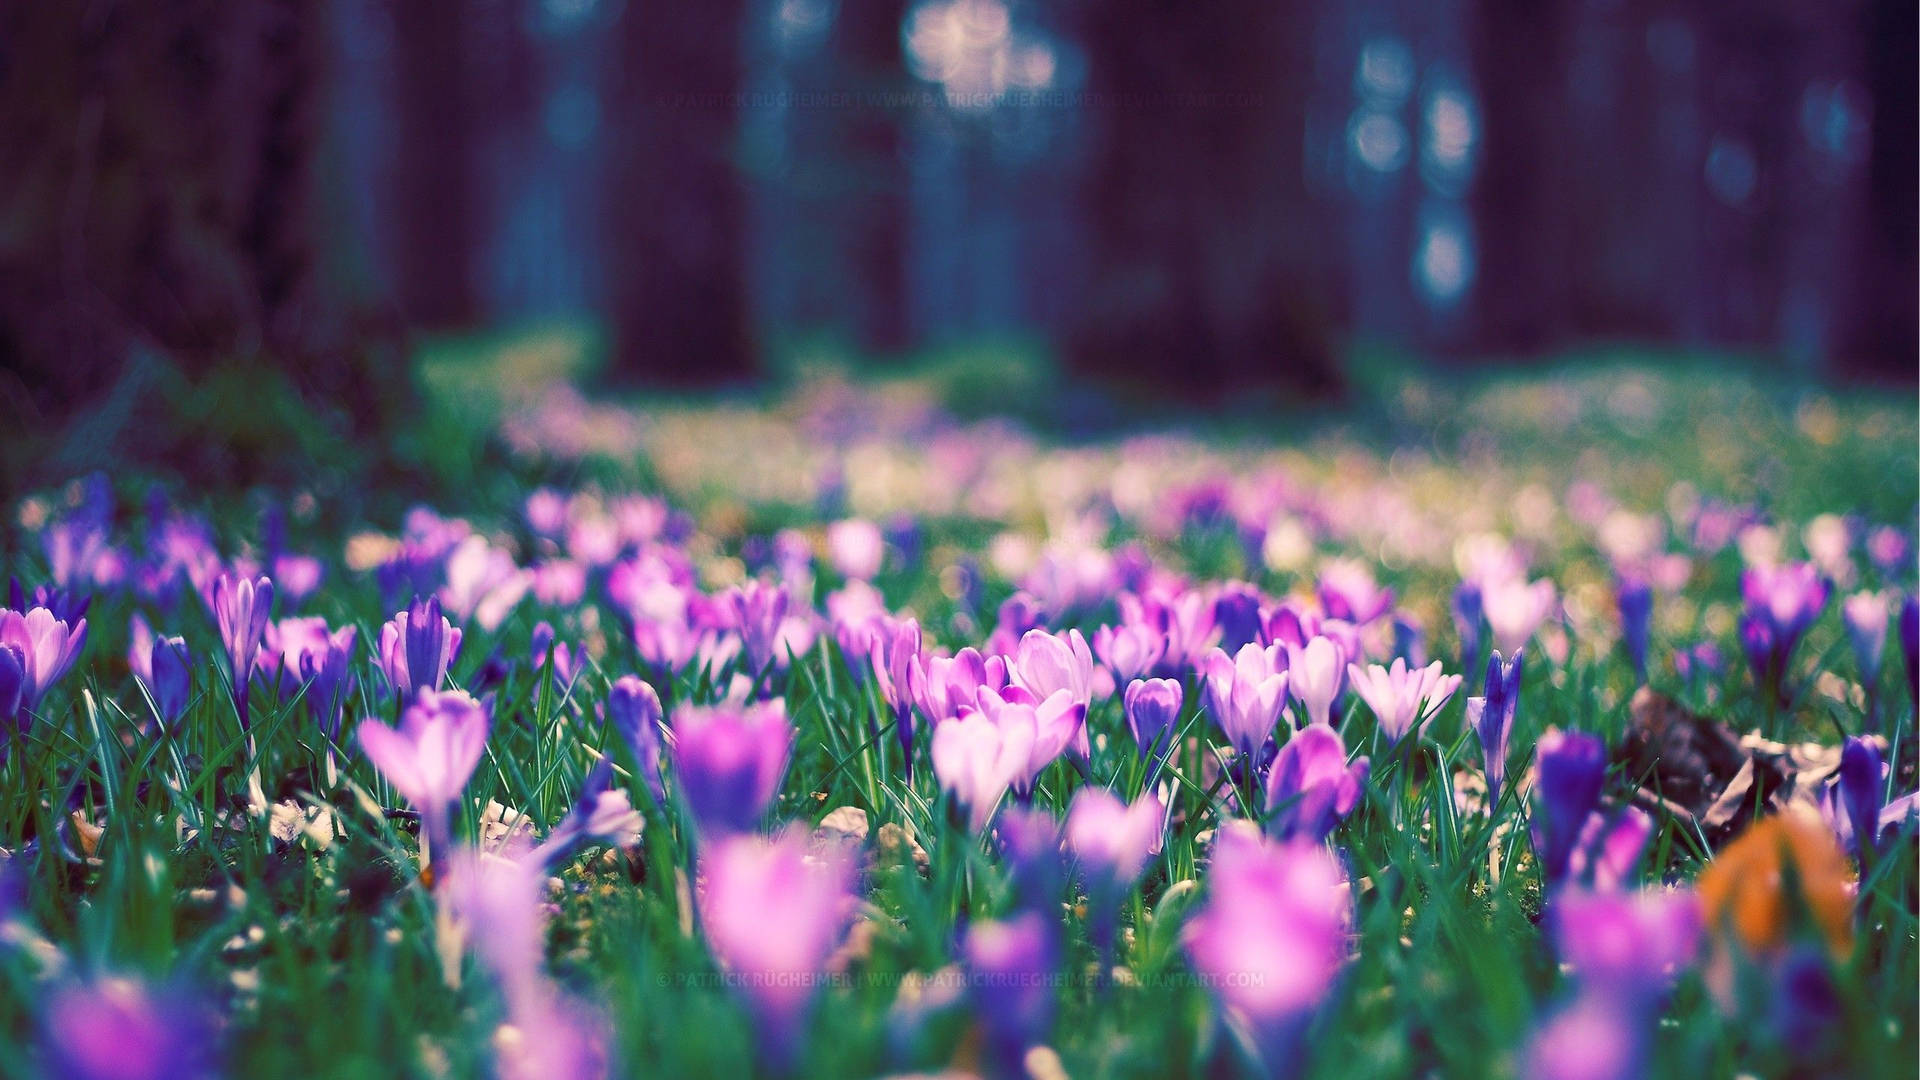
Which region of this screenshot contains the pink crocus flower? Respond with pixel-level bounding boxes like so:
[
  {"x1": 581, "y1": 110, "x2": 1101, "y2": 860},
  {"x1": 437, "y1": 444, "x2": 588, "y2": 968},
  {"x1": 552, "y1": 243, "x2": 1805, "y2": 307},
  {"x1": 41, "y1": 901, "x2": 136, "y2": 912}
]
[
  {"x1": 931, "y1": 707, "x2": 1034, "y2": 832},
  {"x1": 0, "y1": 605, "x2": 88, "y2": 715},
  {"x1": 1316, "y1": 558, "x2": 1394, "y2": 625},
  {"x1": 1009, "y1": 628, "x2": 1095, "y2": 759},
  {"x1": 969, "y1": 685, "x2": 1085, "y2": 798},
  {"x1": 356, "y1": 689, "x2": 491, "y2": 853},
  {"x1": 698, "y1": 829, "x2": 856, "y2": 1063},
  {"x1": 1484, "y1": 577, "x2": 1558, "y2": 655},
  {"x1": 909, "y1": 646, "x2": 1009, "y2": 725},
  {"x1": 1285, "y1": 636, "x2": 1345, "y2": 727},
  {"x1": 1183, "y1": 823, "x2": 1352, "y2": 1070},
  {"x1": 827, "y1": 519, "x2": 886, "y2": 580},
  {"x1": 1346, "y1": 658, "x2": 1463, "y2": 743},
  {"x1": 1092, "y1": 620, "x2": 1168, "y2": 684},
  {"x1": 1201, "y1": 643, "x2": 1290, "y2": 761}
]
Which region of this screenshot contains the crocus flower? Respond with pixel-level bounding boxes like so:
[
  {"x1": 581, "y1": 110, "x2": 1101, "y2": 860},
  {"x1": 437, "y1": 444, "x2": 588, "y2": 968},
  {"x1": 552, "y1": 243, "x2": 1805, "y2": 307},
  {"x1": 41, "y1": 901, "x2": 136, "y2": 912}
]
[
  {"x1": 723, "y1": 580, "x2": 790, "y2": 674},
  {"x1": 42, "y1": 977, "x2": 218, "y2": 1080},
  {"x1": 0, "y1": 645, "x2": 25, "y2": 735},
  {"x1": 9, "y1": 576, "x2": 91, "y2": 626},
  {"x1": 529, "y1": 761, "x2": 645, "y2": 872},
  {"x1": 1521, "y1": 994, "x2": 1643, "y2": 1080},
  {"x1": 135, "y1": 632, "x2": 193, "y2": 734},
  {"x1": 1533, "y1": 728, "x2": 1608, "y2": 888},
  {"x1": 1264, "y1": 724, "x2": 1368, "y2": 842},
  {"x1": 868, "y1": 617, "x2": 921, "y2": 760},
  {"x1": 381, "y1": 596, "x2": 462, "y2": 701},
  {"x1": 1092, "y1": 621, "x2": 1167, "y2": 684},
  {"x1": 1834, "y1": 737, "x2": 1883, "y2": 862},
  {"x1": 1010, "y1": 628, "x2": 1095, "y2": 759},
  {"x1": 1470, "y1": 649, "x2": 1524, "y2": 811},
  {"x1": 1213, "y1": 583, "x2": 1267, "y2": 652},
  {"x1": 210, "y1": 574, "x2": 272, "y2": 727},
  {"x1": 530, "y1": 621, "x2": 581, "y2": 693},
  {"x1": 1203, "y1": 644, "x2": 1290, "y2": 763},
  {"x1": 1452, "y1": 580, "x2": 1485, "y2": 673},
  {"x1": 1739, "y1": 562, "x2": 1830, "y2": 691},
  {"x1": 356, "y1": 689, "x2": 492, "y2": 854},
  {"x1": 669, "y1": 699, "x2": 791, "y2": 836},
  {"x1": 1549, "y1": 887, "x2": 1702, "y2": 997},
  {"x1": 1316, "y1": 558, "x2": 1393, "y2": 625},
  {"x1": 1345, "y1": 658, "x2": 1461, "y2": 744},
  {"x1": 605, "y1": 675, "x2": 664, "y2": 803},
  {"x1": 0, "y1": 605, "x2": 90, "y2": 716},
  {"x1": 1123, "y1": 677, "x2": 1183, "y2": 764},
  {"x1": 964, "y1": 686, "x2": 1083, "y2": 800},
  {"x1": 1183, "y1": 824, "x2": 1351, "y2": 1073},
  {"x1": 439, "y1": 535, "x2": 530, "y2": 632},
  {"x1": 996, "y1": 805, "x2": 1064, "y2": 912},
  {"x1": 827, "y1": 519, "x2": 885, "y2": 580},
  {"x1": 1567, "y1": 806, "x2": 1654, "y2": 891},
  {"x1": 1484, "y1": 577, "x2": 1556, "y2": 656},
  {"x1": 1065, "y1": 788, "x2": 1166, "y2": 959},
  {"x1": 1616, "y1": 577, "x2": 1652, "y2": 684},
  {"x1": 964, "y1": 912, "x2": 1059, "y2": 1076},
  {"x1": 698, "y1": 829, "x2": 855, "y2": 1063},
  {"x1": 1841, "y1": 590, "x2": 1890, "y2": 684},
  {"x1": 1284, "y1": 636, "x2": 1343, "y2": 728},
  {"x1": 909, "y1": 646, "x2": 1008, "y2": 724}
]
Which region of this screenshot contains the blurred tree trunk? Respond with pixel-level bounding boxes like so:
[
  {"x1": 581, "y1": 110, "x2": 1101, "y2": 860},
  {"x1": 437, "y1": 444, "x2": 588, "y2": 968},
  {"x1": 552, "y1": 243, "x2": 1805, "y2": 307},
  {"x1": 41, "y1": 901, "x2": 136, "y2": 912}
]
[
  {"x1": 1067, "y1": 0, "x2": 1342, "y2": 400},
  {"x1": 603, "y1": 0, "x2": 754, "y2": 385},
  {"x1": 1468, "y1": 0, "x2": 1576, "y2": 353},
  {"x1": 836, "y1": 0, "x2": 911, "y2": 356},
  {"x1": 1841, "y1": 0, "x2": 1917, "y2": 377},
  {"x1": 390, "y1": 0, "x2": 479, "y2": 328}
]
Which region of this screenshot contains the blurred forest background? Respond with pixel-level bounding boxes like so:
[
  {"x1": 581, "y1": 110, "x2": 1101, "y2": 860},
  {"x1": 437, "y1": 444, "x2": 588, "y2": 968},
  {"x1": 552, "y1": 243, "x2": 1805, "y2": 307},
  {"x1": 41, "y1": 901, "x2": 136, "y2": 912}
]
[{"x1": 0, "y1": 0, "x2": 1913, "y2": 461}]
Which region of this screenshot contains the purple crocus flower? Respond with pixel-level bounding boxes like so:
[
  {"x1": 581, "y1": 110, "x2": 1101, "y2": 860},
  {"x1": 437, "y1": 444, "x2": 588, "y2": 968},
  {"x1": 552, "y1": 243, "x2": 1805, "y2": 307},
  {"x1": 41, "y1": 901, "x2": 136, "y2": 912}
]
[
  {"x1": 1065, "y1": 788, "x2": 1165, "y2": 960},
  {"x1": 1739, "y1": 562, "x2": 1830, "y2": 693},
  {"x1": 723, "y1": 580, "x2": 790, "y2": 674},
  {"x1": 9, "y1": 577, "x2": 91, "y2": 625},
  {"x1": 1391, "y1": 615, "x2": 1425, "y2": 667},
  {"x1": 1616, "y1": 577, "x2": 1652, "y2": 684},
  {"x1": 1213, "y1": 583, "x2": 1267, "y2": 653},
  {"x1": 1470, "y1": 649, "x2": 1524, "y2": 812},
  {"x1": 42, "y1": 977, "x2": 218, "y2": 1080},
  {"x1": 380, "y1": 596, "x2": 461, "y2": 702},
  {"x1": 1345, "y1": 658, "x2": 1462, "y2": 744},
  {"x1": 964, "y1": 912, "x2": 1059, "y2": 1076},
  {"x1": 1841, "y1": 591, "x2": 1890, "y2": 684},
  {"x1": 1202, "y1": 643, "x2": 1290, "y2": 763},
  {"x1": 605, "y1": 675, "x2": 665, "y2": 804},
  {"x1": 1568, "y1": 807, "x2": 1654, "y2": 891},
  {"x1": 996, "y1": 805, "x2": 1064, "y2": 912},
  {"x1": 0, "y1": 605, "x2": 90, "y2": 717},
  {"x1": 529, "y1": 760, "x2": 645, "y2": 872},
  {"x1": 1092, "y1": 621, "x2": 1167, "y2": 684},
  {"x1": 1521, "y1": 993, "x2": 1643, "y2": 1080},
  {"x1": 1122, "y1": 677, "x2": 1183, "y2": 764},
  {"x1": 1534, "y1": 728, "x2": 1609, "y2": 887},
  {"x1": 909, "y1": 646, "x2": 1008, "y2": 724},
  {"x1": 868, "y1": 617, "x2": 921, "y2": 761},
  {"x1": 132, "y1": 631, "x2": 193, "y2": 734},
  {"x1": 1835, "y1": 737, "x2": 1883, "y2": 862},
  {"x1": 1549, "y1": 887, "x2": 1702, "y2": 996},
  {"x1": 1010, "y1": 628, "x2": 1095, "y2": 759},
  {"x1": 356, "y1": 689, "x2": 491, "y2": 855},
  {"x1": 1183, "y1": 824, "x2": 1351, "y2": 1074},
  {"x1": 0, "y1": 645, "x2": 25, "y2": 735},
  {"x1": 1265, "y1": 723, "x2": 1369, "y2": 842},
  {"x1": 669, "y1": 699, "x2": 791, "y2": 836},
  {"x1": 1452, "y1": 580, "x2": 1485, "y2": 673},
  {"x1": 698, "y1": 829, "x2": 855, "y2": 1064},
  {"x1": 210, "y1": 574, "x2": 272, "y2": 729},
  {"x1": 1316, "y1": 559, "x2": 1393, "y2": 625}
]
